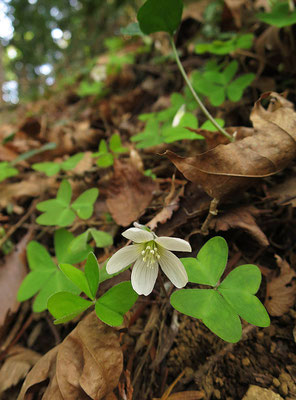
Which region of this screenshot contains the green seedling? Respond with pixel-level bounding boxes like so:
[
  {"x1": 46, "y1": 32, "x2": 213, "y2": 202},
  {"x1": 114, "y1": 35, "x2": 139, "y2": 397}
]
[
  {"x1": 47, "y1": 252, "x2": 138, "y2": 326},
  {"x1": 131, "y1": 0, "x2": 234, "y2": 141},
  {"x1": 171, "y1": 237, "x2": 270, "y2": 343},
  {"x1": 0, "y1": 162, "x2": 18, "y2": 182},
  {"x1": 92, "y1": 133, "x2": 128, "y2": 168},
  {"x1": 195, "y1": 33, "x2": 254, "y2": 55},
  {"x1": 36, "y1": 179, "x2": 98, "y2": 226},
  {"x1": 17, "y1": 229, "x2": 92, "y2": 312},
  {"x1": 77, "y1": 80, "x2": 105, "y2": 97},
  {"x1": 32, "y1": 153, "x2": 84, "y2": 177},
  {"x1": 67, "y1": 228, "x2": 113, "y2": 254},
  {"x1": 190, "y1": 60, "x2": 255, "y2": 106},
  {"x1": 256, "y1": 1, "x2": 296, "y2": 28},
  {"x1": 131, "y1": 92, "x2": 206, "y2": 148}
]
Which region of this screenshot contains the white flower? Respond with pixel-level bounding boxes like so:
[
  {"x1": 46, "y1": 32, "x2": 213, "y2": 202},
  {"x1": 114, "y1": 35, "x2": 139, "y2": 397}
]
[{"x1": 106, "y1": 226, "x2": 191, "y2": 296}]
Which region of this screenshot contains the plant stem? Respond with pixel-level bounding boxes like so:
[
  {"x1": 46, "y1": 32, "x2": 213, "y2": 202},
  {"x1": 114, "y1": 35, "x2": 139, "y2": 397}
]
[{"x1": 170, "y1": 37, "x2": 234, "y2": 143}]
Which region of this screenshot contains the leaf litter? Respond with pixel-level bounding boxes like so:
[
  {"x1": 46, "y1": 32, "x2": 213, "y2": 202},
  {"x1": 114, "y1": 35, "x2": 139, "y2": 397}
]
[{"x1": 0, "y1": 3, "x2": 296, "y2": 399}]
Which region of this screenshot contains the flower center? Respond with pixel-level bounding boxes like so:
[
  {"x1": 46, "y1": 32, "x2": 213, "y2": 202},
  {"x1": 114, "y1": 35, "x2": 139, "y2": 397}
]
[{"x1": 141, "y1": 241, "x2": 160, "y2": 267}]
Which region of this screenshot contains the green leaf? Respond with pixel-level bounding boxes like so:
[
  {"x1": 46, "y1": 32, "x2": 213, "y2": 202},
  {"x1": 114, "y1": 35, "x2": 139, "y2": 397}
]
[
  {"x1": 226, "y1": 73, "x2": 255, "y2": 102},
  {"x1": 55, "y1": 229, "x2": 76, "y2": 263},
  {"x1": 256, "y1": 2, "x2": 296, "y2": 28},
  {"x1": 32, "y1": 269, "x2": 80, "y2": 312},
  {"x1": 163, "y1": 114, "x2": 204, "y2": 143},
  {"x1": 26, "y1": 241, "x2": 56, "y2": 271},
  {"x1": 32, "y1": 162, "x2": 61, "y2": 176},
  {"x1": 171, "y1": 289, "x2": 242, "y2": 342},
  {"x1": 137, "y1": 0, "x2": 183, "y2": 35},
  {"x1": 96, "y1": 139, "x2": 109, "y2": 155},
  {"x1": 131, "y1": 119, "x2": 164, "y2": 149},
  {"x1": 36, "y1": 206, "x2": 76, "y2": 227},
  {"x1": 96, "y1": 153, "x2": 114, "y2": 168},
  {"x1": 48, "y1": 292, "x2": 93, "y2": 324},
  {"x1": 182, "y1": 237, "x2": 228, "y2": 286},
  {"x1": 17, "y1": 269, "x2": 53, "y2": 301},
  {"x1": 85, "y1": 252, "x2": 100, "y2": 299},
  {"x1": 57, "y1": 180, "x2": 72, "y2": 205},
  {"x1": 95, "y1": 281, "x2": 138, "y2": 326},
  {"x1": 208, "y1": 86, "x2": 225, "y2": 107},
  {"x1": 218, "y1": 265, "x2": 270, "y2": 327},
  {"x1": 200, "y1": 118, "x2": 225, "y2": 132},
  {"x1": 121, "y1": 22, "x2": 145, "y2": 36},
  {"x1": 222, "y1": 60, "x2": 238, "y2": 84},
  {"x1": 89, "y1": 229, "x2": 113, "y2": 248},
  {"x1": 59, "y1": 263, "x2": 93, "y2": 299},
  {"x1": 109, "y1": 133, "x2": 128, "y2": 154},
  {"x1": 68, "y1": 231, "x2": 90, "y2": 254},
  {"x1": 61, "y1": 153, "x2": 84, "y2": 171},
  {"x1": 17, "y1": 239, "x2": 81, "y2": 312},
  {"x1": 71, "y1": 188, "x2": 99, "y2": 219},
  {"x1": 0, "y1": 162, "x2": 18, "y2": 182}
]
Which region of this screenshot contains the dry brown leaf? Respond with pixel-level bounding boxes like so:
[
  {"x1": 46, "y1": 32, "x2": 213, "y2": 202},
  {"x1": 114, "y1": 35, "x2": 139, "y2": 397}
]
[
  {"x1": 0, "y1": 174, "x2": 52, "y2": 211},
  {"x1": 224, "y1": 0, "x2": 248, "y2": 27},
  {"x1": 0, "y1": 231, "x2": 31, "y2": 327},
  {"x1": 209, "y1": 205, "x2": 269, "y2": 247},
  {"x1": 0, "y1": 346, "x2": 41, "y2": 393},
  {"x1": 182, "y1": 0, "x2": 211, "y2": 22},
  {"x1": 106, "y1": 159, "x2": 156, "y2": 226},
  {"x1": 268, "y1": 174, "x2": 296, "y2": 207},
  {"x1": 147, "y1": 184, "x2": 183, "y2": 231},
  {"x1": 265, "y1": 256, "x2": 296, "y2": 316},
  {"x1": 17, "y1": 312, "x2": 123, "y2": 400},
  {"x1": 166, "y1": 92, "x2": 296, "y2": 200}
]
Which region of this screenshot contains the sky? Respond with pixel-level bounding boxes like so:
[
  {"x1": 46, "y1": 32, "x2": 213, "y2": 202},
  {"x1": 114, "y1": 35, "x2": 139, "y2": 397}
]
[{"x1": 0, "y1": 0, "x2": 13, "y2": 40}]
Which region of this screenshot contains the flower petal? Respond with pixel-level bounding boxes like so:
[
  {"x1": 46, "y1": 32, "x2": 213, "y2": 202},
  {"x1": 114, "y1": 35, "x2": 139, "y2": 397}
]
[
  {"x1": 155, "y1": 237, "x2": 191, "y2": 252},
  {"x1": 106, "y1": 244, "x2": 141, "y2": 274},
  {"x1": 131, "y1": 258, "x2": 158, "y2": 296},
  {"x1": 158, "y1": 249, "x2": 188, "y2": 288},
  {"x1": 122, "y1": 227, "x2": 154, "y2": 243}
]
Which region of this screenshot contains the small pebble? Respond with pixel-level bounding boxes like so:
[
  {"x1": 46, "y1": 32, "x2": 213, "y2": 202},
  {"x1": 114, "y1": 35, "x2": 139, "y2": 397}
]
[
  {"x1": 242, "y1": 357, "x2": 251, "y2": 367},
  {"x1": 273, "y1": 378, "x2": 281, "y2": 388},
  {"x1": 280, "y1": 382, "x2": 288, "y2": 396}
]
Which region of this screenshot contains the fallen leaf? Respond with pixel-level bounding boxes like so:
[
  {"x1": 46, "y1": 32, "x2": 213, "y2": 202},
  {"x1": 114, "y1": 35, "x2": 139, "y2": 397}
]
[
  {"x1": 265, "y1": 256, "x2": 296, "y2": 316},
  {"x1": 0, "y1": 231, "x2": 32, "y2": 328},
  {"x1": 166, "y1": 92, "x2": 296, "y2": 200},
  {"x1": 106, "y1": 159, "x2": 156, "y2": 226},
  {"x1": 268, "y1": 174, "x2": 296, "y2": 207},
  {"x1": 17, "y1": 312, "x2": 123, "y2": 400},
  {"x1": 0, "y1": 346, "x2": 41, "y2": 393},
  {"x1": 224, "y1": 0, "x2": 247, "y2": 27},
  {"x1": 147, "y1": 184, "x2": 184, "y2": 231},
  {"x1": 0, "y1": 174, "x2": 53, "y2": 211},
  {"x1": 209, "y1": 205, "x2": 269, "y2": 247}
]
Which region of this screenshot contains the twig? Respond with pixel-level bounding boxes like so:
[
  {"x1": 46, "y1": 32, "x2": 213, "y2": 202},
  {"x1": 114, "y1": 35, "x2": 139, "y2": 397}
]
[
  {"x1": 0, "y1": 199, "x2": 38, "y2": 249},
  {"x1": 201, "y1": 198, "x2": 219, "y2": 235}
]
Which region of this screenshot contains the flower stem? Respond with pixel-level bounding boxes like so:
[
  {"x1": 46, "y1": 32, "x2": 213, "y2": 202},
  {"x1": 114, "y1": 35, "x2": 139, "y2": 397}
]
[{"x1": 170, "y1": 36, "x2": 234, "y2": 143}]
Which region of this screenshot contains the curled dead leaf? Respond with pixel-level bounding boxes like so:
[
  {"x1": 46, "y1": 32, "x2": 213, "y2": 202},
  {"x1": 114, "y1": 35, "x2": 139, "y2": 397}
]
[
  {"x1": 209, "y1": 205, "x2": 269, "y2": 247},
  {"x1": 0, "y1": 231, "x2": 32, "y2": 328},
  {"x1": 17, "y1": 312, "x2": 123, "y2": 400},
  {"x1": 166, "y1": 92, "x2": 296, "y2": 200},
  {"x1": 0, "y1": 346, "x2": 41, "y2": 393},
  {"x1": 265, "y1": 256, "x2": 296, "y2": 317}
]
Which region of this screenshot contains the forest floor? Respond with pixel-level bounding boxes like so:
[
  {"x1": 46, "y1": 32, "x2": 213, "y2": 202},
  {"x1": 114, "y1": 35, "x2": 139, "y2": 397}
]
[{"x1": 0, "y1": 2, "x2": 296, "y2": 399}]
